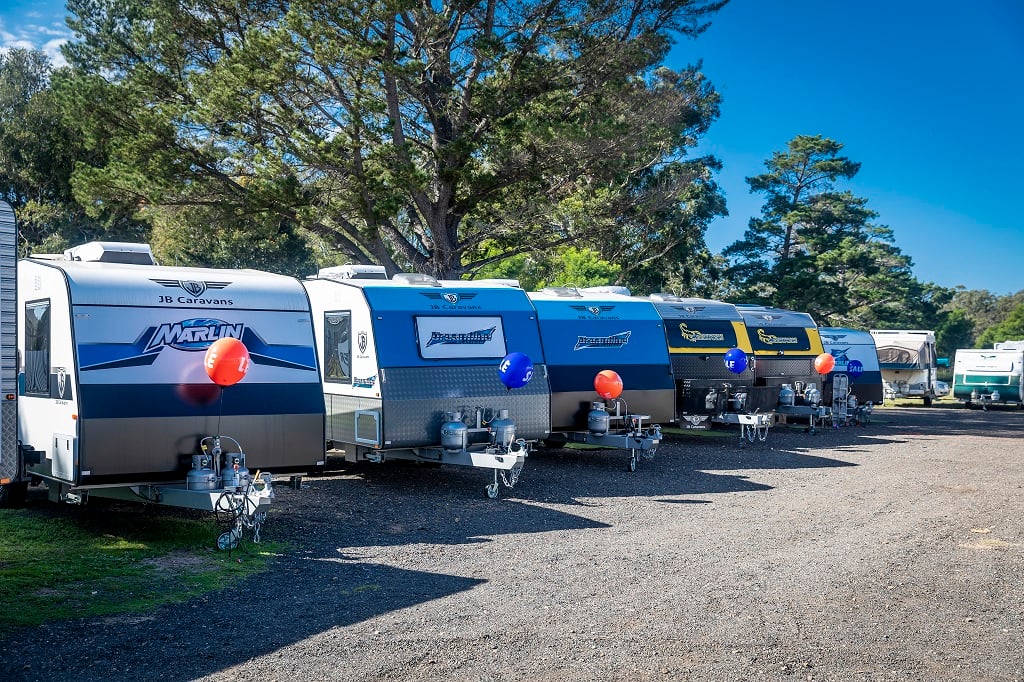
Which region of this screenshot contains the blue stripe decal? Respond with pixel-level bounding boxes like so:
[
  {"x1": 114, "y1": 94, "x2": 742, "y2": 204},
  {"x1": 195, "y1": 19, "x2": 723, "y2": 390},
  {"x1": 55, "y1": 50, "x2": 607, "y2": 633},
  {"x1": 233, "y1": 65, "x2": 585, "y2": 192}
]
[
  {"x1": 78, "y1": 383, "x2": 325, "y2": 419},
  {"x1": 80, "y1": 327, "x2": 317, "y2": 372}
]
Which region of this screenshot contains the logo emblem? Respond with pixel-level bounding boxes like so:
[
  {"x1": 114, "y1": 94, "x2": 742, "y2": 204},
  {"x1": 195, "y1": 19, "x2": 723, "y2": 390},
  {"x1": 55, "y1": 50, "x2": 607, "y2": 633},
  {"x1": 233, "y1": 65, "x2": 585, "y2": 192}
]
[
  {"x1": 56, "y1": 367, "x2": 67, "y2": 399},
  {"x1": 152, "y1": 279, "x2": 230, "y2": 295},
  {"x1": 570, "y1": 305, "x2": 615, "y2": 316},
  {"x1": 358, "y1": 331, "x2": 368, "y2": 354},
  {"x1": 443, "y1": 293, "x2": 460, "y2": 303}
]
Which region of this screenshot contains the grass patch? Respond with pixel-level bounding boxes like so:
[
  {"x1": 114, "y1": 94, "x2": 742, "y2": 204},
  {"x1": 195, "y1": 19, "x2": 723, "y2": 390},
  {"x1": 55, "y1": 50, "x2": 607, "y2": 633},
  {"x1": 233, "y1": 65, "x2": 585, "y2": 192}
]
[{"x1": 0, "y1": 505, "x2": 281, "y2": 634}]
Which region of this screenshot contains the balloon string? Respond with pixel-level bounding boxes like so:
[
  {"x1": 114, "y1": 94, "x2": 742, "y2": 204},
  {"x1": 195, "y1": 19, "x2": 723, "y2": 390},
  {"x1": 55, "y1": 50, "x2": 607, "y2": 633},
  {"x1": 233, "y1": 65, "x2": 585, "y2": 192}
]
[{"x1": 217, "y1": 386, "x2": 224, "y2": 437}]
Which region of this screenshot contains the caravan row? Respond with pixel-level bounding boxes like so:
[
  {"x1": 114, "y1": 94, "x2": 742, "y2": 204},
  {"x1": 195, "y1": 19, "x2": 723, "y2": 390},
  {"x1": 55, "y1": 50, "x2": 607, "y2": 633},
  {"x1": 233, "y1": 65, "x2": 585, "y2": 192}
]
[{"x1": 0, "y1": 232, "x2": 891, "y2": 527}]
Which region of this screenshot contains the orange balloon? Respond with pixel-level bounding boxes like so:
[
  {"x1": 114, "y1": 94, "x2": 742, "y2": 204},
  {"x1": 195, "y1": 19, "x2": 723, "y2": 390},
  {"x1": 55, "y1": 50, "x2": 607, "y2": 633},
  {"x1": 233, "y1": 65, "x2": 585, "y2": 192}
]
[
  {"x1": 813, "y1": 352, "x2": 836, "y2": 374},
  {"x1": 594, "y1": 369, "x2": 623, "y2": 399},
  {"x1": 204, "y1": 337, "x2": 251, "y2": 387}
]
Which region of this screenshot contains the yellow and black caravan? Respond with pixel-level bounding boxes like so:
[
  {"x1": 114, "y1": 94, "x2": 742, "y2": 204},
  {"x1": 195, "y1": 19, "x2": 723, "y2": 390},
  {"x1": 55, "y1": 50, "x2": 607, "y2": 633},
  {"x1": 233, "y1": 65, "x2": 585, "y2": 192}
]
[
  {"x1": 647, "y1": 295, "x2": 771, "y2": 440},
  {"x1": 735, "y1": 305, "x2": 828, "y2": 432}
]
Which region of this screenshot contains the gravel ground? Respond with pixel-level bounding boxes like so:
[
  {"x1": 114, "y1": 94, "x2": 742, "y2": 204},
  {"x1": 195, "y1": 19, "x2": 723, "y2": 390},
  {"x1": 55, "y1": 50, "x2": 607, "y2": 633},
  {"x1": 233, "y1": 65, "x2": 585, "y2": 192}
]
[{"x1": 1, "y1": 405, "x2": 1023, "y2": 682}]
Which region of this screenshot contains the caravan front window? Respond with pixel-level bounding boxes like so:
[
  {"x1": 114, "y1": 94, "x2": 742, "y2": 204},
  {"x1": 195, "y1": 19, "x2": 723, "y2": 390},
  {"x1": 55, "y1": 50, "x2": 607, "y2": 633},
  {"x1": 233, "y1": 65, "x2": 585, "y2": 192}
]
[
  {"x1": 324, "y1": 311, "x2": 352, "y2": 383},
  {"x1": 25, "y1": 299, "x2": 50, "y2": 396}
]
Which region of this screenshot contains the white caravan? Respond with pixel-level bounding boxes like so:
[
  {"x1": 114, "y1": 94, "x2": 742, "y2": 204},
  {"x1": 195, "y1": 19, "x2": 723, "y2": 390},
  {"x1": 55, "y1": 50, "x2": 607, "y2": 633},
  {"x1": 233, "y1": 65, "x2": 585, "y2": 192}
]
[
  {"x1": 952, "y1": 344, "x2": 1024, "y2": 409},
  {"x1": 869, "y1": 329, "x2": 938, "y2": 405},
  {"x1": 1, "y1": 205, "x2": 325, "y2": 546}
]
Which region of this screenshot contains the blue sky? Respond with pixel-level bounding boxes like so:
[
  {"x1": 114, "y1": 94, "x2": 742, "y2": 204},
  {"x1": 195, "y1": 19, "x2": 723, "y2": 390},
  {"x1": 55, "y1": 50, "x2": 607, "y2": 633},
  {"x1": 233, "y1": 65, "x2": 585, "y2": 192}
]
[{"x1": 2, "y1": 0, "x2": 1022, "y2": 294}]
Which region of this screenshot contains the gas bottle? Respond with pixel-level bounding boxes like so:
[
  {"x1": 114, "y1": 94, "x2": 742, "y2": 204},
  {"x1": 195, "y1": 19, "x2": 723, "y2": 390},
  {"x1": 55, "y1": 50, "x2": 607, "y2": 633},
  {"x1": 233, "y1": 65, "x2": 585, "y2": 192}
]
[
  {"x1": 779, "y1": 384, "x2": 796, "y2": 407},
  {"x1": 441, "y1": 412, "x2": 468, "y2": 451},
  {"x1": 490, "y1": 409, "x2": 516, "y2": 448},
  {"x1": 588, "y1": 402, "x2": 610, "y2": 435}
]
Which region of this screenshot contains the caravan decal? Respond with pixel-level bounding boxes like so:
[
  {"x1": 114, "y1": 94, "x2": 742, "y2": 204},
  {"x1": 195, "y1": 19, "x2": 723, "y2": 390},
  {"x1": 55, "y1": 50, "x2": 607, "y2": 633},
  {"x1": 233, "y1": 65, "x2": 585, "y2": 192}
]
[
  {"x1": 574, "y1": 331, "x2": 631, "y2": 351},
  {"x1": 145, "y1": 319, "x2": 244, "y2": 352},
  {"x1": 152, "y1": 279, "x2": 233, "y2": 305},
  {"x1": 570, "y1": 305, "x2": 618, "y2": 319},
  {"x1": 353, "y1": 375, "x2": 377, "y2": 389},
  {"x1": 757, "y1": 328, "x2": 799, "y2": 345},
  {"x1": 79, "y1": 321, "x2": 317, "y2": 372},
  {"x1": 426, "y1": 326, "x2": 497, "y2": 347},
  {"x1": 830, "y1": 347, "x2": 850, "y2": 368},
  {"x1": 678, "y1": 323, "x2": 725, "y2": 343}
]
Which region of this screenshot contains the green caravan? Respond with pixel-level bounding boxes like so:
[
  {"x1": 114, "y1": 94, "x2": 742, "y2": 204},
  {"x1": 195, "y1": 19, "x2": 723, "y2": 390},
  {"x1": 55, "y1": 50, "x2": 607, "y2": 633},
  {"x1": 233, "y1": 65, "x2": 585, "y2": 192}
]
[{"x1": 952, "y1": 342, "x2": 1024, "y2": 409}]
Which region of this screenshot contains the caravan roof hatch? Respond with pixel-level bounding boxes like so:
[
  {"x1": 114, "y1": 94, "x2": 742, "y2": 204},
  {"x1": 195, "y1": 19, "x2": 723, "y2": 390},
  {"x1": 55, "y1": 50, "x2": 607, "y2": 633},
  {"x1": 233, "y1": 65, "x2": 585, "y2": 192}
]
[{"x1": 63, "y1": 241, "x2": 156, "y2": 265}]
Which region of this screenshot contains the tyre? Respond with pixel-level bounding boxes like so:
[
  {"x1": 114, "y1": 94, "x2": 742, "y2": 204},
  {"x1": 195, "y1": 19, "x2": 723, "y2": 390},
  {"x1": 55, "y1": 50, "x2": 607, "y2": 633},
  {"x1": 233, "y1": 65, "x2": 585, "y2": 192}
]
[
  {"x1": 923, "y1": 396, "x2": 933, "y2": 407},
  {"x1": 0, "y1": 481, "x2": 28, "y2": 508}
]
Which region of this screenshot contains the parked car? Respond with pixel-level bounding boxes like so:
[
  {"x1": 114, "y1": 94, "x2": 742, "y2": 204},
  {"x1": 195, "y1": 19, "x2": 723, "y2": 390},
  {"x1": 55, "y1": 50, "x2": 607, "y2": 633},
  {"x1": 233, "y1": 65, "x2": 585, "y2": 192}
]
[{"x1": 934, "y1": 380, "x2": 950, "y2": 397}]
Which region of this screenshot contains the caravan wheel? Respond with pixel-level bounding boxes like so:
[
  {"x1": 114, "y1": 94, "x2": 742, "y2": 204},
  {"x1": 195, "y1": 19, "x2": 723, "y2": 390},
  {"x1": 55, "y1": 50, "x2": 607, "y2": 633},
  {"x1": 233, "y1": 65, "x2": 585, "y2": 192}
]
[
  {"x1": 0, "y1": 481, "x2": 27, "y2": 508},
  {"x1": 923, "y1": 396, "x2": 933, "y2": 407}
]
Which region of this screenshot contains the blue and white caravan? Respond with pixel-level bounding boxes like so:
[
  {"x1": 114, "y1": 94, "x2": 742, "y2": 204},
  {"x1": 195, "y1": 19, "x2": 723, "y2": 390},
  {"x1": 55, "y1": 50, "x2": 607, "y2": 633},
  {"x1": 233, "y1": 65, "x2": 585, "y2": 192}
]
[
  {"x1": 14, "y1": 240, "x2": 324, "y2": 546},
  {"x1": 647, "y1": 295, "x2": 772, "y2": 443},
  {"x1": 302, "y1": 268, "x2": 550, "y2": 498},
  {"x1": 528, "y1": 287, "x2": 669, "y2": 472},
  {"x1": 819, "y1": 327, "x2": 883, "y2": 423}
]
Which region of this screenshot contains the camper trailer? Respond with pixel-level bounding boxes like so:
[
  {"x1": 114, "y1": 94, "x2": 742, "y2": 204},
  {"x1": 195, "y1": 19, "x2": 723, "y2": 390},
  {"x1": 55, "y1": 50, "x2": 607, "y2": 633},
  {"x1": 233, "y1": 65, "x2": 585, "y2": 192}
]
[
  {"x1": 819, "y1": 327, "x2": 883, "y2": 422},
  {"x1": 647, "y1": 295, "x2": 772, "y2": 442},
  {"x1": 952, "y1": 344, "x2": 1024, "y2": 409},
  {"x1": 528, "y1": 287, "x2": 669, "y2": 471},
  {"x1": 2, "y1": 218, "x2": 325, "y2": 547},
  {"x1": 735, "y1": 305, "x2": 829, "y2": 431},
  {"x1": 870, "y1": 329, "x2": 938, "y2": 405},
  {"x1": 303, "y1": 269, "x2": 549, "y2": 498}
]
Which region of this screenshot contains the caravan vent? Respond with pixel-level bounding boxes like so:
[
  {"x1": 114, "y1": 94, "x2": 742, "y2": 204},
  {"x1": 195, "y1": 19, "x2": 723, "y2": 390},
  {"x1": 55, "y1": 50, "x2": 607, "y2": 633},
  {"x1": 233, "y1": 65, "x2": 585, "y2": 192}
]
[
  {"x1": 318, "y1": 264, "x2": 388, "y2": 280},
  {"x1": 474, "y1": 278, "x2": 522, "y2": 288},
  {"x1": 539, "y1": 286, "x2": 582, "y2": 298},
  {"x1": 649, "y1": 293, "x2": 682, "y2": 302},
  {"x1": 392, "y1": 273, "x2": 440, "y2": 287},
  {"x1": 64, "y1": 242, "x2": 156, "y2": 265},
  {"x1": 582, "y1": 285, "x2": 631, "y2": 296}
]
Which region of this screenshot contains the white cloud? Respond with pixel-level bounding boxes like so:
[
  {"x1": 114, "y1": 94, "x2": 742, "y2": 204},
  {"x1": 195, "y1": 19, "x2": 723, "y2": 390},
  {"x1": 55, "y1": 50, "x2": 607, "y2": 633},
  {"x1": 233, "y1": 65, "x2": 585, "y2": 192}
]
[{"x1": 0, "y1": 18, "x2": 71, "y2": 67}]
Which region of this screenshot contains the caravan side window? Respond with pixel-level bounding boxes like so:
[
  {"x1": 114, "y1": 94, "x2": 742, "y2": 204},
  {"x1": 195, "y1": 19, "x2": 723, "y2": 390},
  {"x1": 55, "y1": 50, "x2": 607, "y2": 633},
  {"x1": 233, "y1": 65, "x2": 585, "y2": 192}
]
[
  {"x1": 324, "y1": 311, "x2": 352, "y2": 384},
  {"x1": 25, "y1": 299, "x2": 51, "y2": 396}
]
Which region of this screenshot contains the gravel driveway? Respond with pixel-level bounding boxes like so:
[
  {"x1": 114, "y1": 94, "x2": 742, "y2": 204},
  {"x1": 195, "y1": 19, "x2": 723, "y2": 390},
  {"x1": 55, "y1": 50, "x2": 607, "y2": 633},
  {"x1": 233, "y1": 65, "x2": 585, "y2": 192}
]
[{"x1": 1, "y1": 405, "x2": 1022, "y2": 681}]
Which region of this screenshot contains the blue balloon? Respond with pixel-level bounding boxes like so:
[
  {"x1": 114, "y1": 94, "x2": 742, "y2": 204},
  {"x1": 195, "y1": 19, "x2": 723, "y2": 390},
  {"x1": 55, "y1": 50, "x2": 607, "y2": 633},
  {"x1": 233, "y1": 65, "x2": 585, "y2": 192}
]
[
  {"x1": 846, "y1": 359, "x2": 864, "y2": 378},
  {"x1": 498, "y1": 352, "x2": 534, "y2": 389},
  {"x1": 724, "y1": 348, "x2": 748, "y2": 374}
]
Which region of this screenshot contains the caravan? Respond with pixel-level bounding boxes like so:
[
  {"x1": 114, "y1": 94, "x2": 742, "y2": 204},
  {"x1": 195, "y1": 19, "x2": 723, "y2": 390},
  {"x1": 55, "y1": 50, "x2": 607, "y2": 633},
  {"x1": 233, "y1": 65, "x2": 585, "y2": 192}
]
[
  {"x1": 952, "y1": 343, "x2": 1024, "y2": 409},
  {"x1": 302, "y1": 269, "x2": 549, "y2": 498},
  {"x1": 735, "y1": 305, "x2": 829, "y2": 431},
  {"x1": 647, "y1": 295, "x2": 772, "y2": 442},
  {"x1": 2, "y1": 203, "x2": 325, "y2": 546},
  {"x1": 870, "y1": 329, "x2": 938, "y2": 405},
  {"x1": 528, "y1": 287, "x2": 669, "y2": 471},
  {"x1": 819, "y1": 327, "x2": 884, "y2": 420}
]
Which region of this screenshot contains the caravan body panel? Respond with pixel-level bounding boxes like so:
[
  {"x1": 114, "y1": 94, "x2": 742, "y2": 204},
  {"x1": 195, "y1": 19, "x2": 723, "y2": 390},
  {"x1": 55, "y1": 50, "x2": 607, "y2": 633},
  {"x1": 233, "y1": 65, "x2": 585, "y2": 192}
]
[
  {"x1": 952, "y1": 348, "x2": 1024, "y2": 405},
  {"x1": 18, "y1": 259, "x2": 324, "y2": 485},
  {"x1": 304, "y1": 277, "x2": 550, "y2": 453},
  {"x1": 819, "y1": 327, "x2": 884, "y2": 404},
  {"x1": 529, "y1": 290, "x2": 674, "y2": 430},
  {"x1": 648, "y1": 296, "x2": 755, "y2": 418}
]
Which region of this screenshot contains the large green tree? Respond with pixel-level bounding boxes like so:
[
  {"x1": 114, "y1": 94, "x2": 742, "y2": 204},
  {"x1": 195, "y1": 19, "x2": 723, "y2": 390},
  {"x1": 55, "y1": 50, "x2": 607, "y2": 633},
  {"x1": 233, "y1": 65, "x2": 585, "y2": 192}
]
[
  {"x1": 0, "y1": 48, "x2": 145, "y2": 254},
  {"x1": 60, "y1": 0, "x2": 727, "y2": 277},
  {"x1": 722, "y1": 134, "x2": 930, "y2": 327}
]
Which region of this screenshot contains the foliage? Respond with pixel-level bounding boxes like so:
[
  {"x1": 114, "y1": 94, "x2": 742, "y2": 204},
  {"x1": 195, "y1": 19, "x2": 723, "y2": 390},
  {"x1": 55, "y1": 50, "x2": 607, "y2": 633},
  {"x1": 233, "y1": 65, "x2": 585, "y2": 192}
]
[
  {"x1": 0, "y1": 48, "x2": 146, "y2": 255},
  {"x1": 60, "y1": 0, "x2": 727, "y2": 277},
  {"x1": 976, "y1": 303, "x2": 1024, "y2": 348},
  {"x1": 941, "y1": 288, "x2": 1024, "y2": 349},
  {"x1": 469, "y1": 243, "x2": 619, "y2": 290},
  {"x1": 722, "y1": 135, "x2": 932, "y2": 328},
  {"x1": 0, "y1": 506, "x2": 278, "y2": 633}
]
